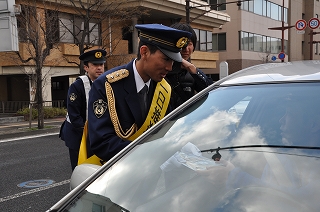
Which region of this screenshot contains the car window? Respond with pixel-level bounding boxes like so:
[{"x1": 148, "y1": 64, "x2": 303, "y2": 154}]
[{"x1": 65, "y1": 82, "x2": 320, "y2": 212}]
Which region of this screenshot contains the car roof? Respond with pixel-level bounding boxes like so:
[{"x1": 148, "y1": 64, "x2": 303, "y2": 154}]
[{"x1": 217, "y1": 60, "x2": 320, "y2": 86}]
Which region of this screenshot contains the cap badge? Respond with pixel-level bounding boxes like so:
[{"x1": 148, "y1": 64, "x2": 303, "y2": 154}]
[
  {"x1": 95, "y1": 52, "x2": 102, "y2": 59},
  {"x1": 176, "y1": 37, "x2": 189, "y2": 48}
]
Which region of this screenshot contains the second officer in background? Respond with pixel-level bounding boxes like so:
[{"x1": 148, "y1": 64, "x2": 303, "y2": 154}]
[{"x1": 59, "y1": 49, "x2": 106, "y2": 171}]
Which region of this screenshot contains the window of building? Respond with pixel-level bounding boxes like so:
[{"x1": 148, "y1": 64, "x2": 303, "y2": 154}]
[
  {"x1": 52, "y1": 81, "x2": 63, "y2": 90},
  {"x1": 194, "y1": 29, "x2": 213, "y2": 51},
  {"x1": 240, "y1": 31, "x2": 286, "y2": 54},
  {"x1": 122, "y1": 26, "x2": 133, "y2": 54},
  {"x1": 254, "y1": 34, "x2": 263, "y2": 52},
  {"x1": 199, "y1": 0, "x2": 226, "y2": 11},
  {"x1": 17, "y1": 5, "x2": 37, "y2": 42},
  {"x1": 47, "y1": 11, "x2": 101, "y2": 45},
  {"x1": 254, "y1": 0, "x2": 263, "y2": 15},
  {"x1": 59, "y1": 13, "x2": 74, "y2": 43},
  {"x1": 212, "y1": 33, "x2": 226, "y2": 51},
  {"x1": 242, "y1": 0, "x2": 287, "y2": 23},
  {"x1": 209, "y1": 0, "x2": 226, "y2": 11}
]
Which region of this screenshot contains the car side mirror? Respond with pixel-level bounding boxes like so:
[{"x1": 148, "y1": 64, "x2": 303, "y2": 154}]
[{"x1": 70, "y1": 163, "x2": 101, "y2": 190}]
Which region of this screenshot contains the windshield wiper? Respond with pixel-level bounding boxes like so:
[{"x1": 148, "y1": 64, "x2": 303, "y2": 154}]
[{"x1": 201, "y1": 145, "x2": 320, "y2": 161}]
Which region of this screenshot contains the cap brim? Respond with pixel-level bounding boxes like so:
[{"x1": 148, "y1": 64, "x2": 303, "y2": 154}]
[
  {"x1": 90, "y1": 60, "x2": 106, "y2": 64},
  {"x1": 157, "y1": 47, "x2": 182, "y2": 62}
]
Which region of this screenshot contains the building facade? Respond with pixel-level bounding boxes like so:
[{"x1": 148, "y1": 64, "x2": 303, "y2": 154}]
[
  {"x1": 210, "y1": 0, "x2": 320, "y2": 75},
  {"x1": 0, "y1": 0, "x2": 230, "y2": 110}
]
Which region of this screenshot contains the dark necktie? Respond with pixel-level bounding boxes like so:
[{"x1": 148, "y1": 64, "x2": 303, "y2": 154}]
[{"x1": 138, "y1": 84, "x2": 148, "y2": 119}]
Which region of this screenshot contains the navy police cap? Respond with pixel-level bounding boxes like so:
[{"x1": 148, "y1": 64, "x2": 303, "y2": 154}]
[
  {"x1": 79, "y1": 49, "x2": 106, "y2": 64},
  {"x1": 135, "y1": 24, "x2": 192, "y2": 62}
]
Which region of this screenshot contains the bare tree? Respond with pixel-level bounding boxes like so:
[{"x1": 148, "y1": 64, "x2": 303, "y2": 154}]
[
  {"x1": 60, "y1": 0, "x2": 148, "y2": 74},
  {"x1": 13, "y1": 1, "x2": 62, "y2": 129},
  {"x1": 9, "y1": 0, "x2": 146, "y2": 129}
]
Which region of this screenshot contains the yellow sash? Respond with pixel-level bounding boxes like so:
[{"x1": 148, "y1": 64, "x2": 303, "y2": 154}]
[{"x1": 78, "y1": 79, "x2": 171, "y2": 166}]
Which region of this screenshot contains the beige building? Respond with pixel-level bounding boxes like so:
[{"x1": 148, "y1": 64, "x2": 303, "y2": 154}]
[
  {"x1": 1, "y1": 0, "x2": 319, "y2": 109},
  {"x1": 211, "y1": 0, "x2": 320, "y2": 75},
  {"x1": 0, "y1": 0, "x2": 230, "y2": 109}
]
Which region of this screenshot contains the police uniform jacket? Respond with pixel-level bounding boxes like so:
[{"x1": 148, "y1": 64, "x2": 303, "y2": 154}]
[
  {"x1": 88, "y1": 60, "x2": 166, "y2": 162},
  {"x1": 61, "y1": 76, "x2": 90, "y2": 150},
  {"x1": 166, "y1": 64, "x2": 213, "y2": 109}
]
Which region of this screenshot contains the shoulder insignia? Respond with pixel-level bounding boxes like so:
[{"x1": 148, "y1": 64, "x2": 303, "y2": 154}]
[{"x1": 106, "y1": 69, "x2": 129, "y2": 83}]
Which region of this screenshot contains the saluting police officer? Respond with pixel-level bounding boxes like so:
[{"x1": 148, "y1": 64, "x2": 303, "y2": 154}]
[
  {"x1": 83, "y1": 24, "x2": 192, "y2": 164},
  {"x1": 166, "y1": 23, "x2": 213, "y2": 110},
  {"x1": 59, "y1": 49, "x2": 106, "y2": 171}
]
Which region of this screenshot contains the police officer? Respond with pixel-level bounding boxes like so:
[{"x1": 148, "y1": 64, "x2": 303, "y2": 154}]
[
  {"x1": 60, "y1": 49, "x2": 106, "y2": 171},
  {"x1": 166, "y1": 23, "x2": 213, "y2": 109},
  {"x1": 82, "y1": 24, "x2": 192, "y2": 164}
]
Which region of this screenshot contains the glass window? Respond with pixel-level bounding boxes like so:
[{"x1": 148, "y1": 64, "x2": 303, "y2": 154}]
[
  {"x1": 200, "y1": 30, "x2": 207, "y2": 51},
  {"x1": 248, "y1": 33, "x2": 254, "y2": 51},
  {"x1": 210, "y1": 0, "x2": 226, "y2": 11},
  {"x1": 89, "y1": 22, "x2": 100, "y2": 45},
  {"x1": 194, "y1": 29, "x2": 200, "y2": 51},
  {"x1": 254, "y1": 0, "x2": 263, "y2": 15},
  {"x1": 284, "y1": 7, "x2": 288, "y2": 23},
  {"x1": 59, "y1": 13, "x2": 74, "y2": 43},
  {"x1": 240, "y1": 31, "x2": 249, "y2": 51},
  {"x1": 207, "y1": 31, "x2": 212, "y2": 51},
  {"x1": 262, "y1": 0, "x2": 267, "y2": 16},
  {"x1": 266, "y1": 36, "x2": 271, "y2": 53},
  {"x1": 254, "y1": 34, "x2": 263, "y2": 52},
  {"x1": 266, "y1": 1, "x2": 271, "y2": 18},
  {"x1": 262, "y1": 35, "x2": 267, "y2": 53},
  {"x1": 241, "y1": 0, "x2": 249, "y2": 10},
  {"x1": 212, "y1": 33, "x2": 226, "y2": 51},
  {"x1": 248, "y1": 0, "x2": 254, "y2": 12},
  {"x1": 270, "y1": 2, "x2": 279, "y2": 20},
  {"x1": 270, "y1": 37, "x2": 278, "y2": 53}
]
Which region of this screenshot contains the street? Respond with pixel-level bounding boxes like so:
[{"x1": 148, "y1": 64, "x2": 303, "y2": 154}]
[{"x1": 0, "y1": 131, "x2": 72, "y2": 211}]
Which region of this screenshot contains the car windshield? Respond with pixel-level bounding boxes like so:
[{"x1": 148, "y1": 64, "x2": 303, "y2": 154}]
[{"x1": 66, "y1": 82, "x2": 320, "y2": 212}]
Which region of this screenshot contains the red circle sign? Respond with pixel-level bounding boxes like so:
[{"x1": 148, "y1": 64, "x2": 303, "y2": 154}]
[
  {"x1": 295, "y1": 19, "x2": 307, "y2": 31},
  {"x1": 308, "y1": 18, "x2": 320, "y2": 30}
]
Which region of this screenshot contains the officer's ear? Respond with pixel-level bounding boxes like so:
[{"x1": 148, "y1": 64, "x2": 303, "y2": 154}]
[{"x1": 140, "y1": 45, "x2": 149, "y2": 59}]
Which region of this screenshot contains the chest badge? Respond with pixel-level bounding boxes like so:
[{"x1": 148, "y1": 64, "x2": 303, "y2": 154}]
[{"x1": 93, "y1": 99, "x2": 108, "y2": 118}]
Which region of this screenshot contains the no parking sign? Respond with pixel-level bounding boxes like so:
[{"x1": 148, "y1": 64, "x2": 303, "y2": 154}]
[{"x1": 295, "y1": 19, "x2": 307, "y2": 31}]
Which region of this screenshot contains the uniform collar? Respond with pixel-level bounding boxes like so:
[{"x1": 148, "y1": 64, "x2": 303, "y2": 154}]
[{"x1": 133, "y1": 59, "x2": 150, "y2": 93}]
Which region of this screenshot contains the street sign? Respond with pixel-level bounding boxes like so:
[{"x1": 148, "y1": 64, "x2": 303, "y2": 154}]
[
  {"x1": 278, "y1": 52, "x2": 285, "y2": 60},
  {"x1": 295, "y1": 19, "x2": 307, "y2": 31},
  {"x1": 308, "y1": 18, "x2": 320, "y2": 30}
]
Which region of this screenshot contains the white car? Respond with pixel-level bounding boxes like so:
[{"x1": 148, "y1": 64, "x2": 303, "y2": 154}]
[{"x1": 48, "y1": 60, "x2": 320, "y2": 212}]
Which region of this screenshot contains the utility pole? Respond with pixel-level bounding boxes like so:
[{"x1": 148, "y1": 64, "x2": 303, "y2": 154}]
[
  {"x1": 268, "y1": 0, "x2": 294, "y2": 62},
  {"x1": 309, "y1": 30, "x2": 320, "y2": 60}
]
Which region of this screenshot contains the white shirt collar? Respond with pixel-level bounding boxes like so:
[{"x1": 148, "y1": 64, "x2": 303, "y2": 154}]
[{"x1": 133, "y1": 59, "x2": 150, "y2": 93}]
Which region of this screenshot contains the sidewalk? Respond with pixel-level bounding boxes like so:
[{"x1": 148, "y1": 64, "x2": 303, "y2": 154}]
[{"x1": 0, "y1": 117, "x2": 65, "y2": 140}]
